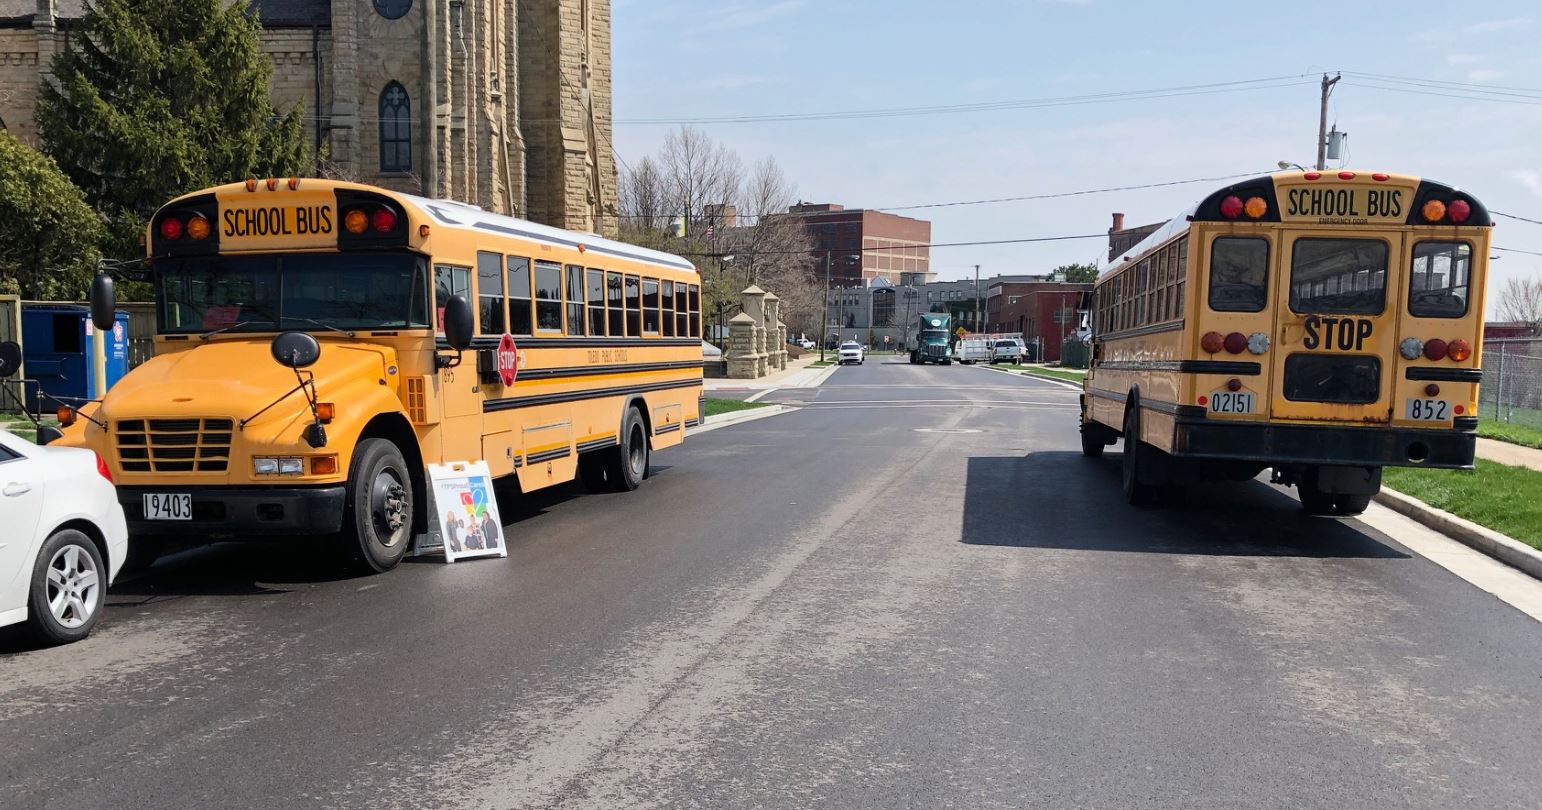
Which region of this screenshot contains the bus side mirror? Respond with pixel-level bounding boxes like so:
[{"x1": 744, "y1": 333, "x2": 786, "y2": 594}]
[
  {"x1": 36, "y1": 425, "x2": 64, "y2": 445},
  {"x1": 90, "y1": 274, "x2": 116, "y2": 332},
  {"x1": 0, "y1": 341, "x2": 20, "y2": 379},
  {"x1": 271, "y1": 331, "x2": 322, "y2": 369},
  {"x1": 443, "y1": 295, "x2": 474, "y2": 352}
]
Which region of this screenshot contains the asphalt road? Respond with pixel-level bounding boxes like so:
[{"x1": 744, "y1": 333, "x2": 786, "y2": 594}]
[{"x1": 3, "y1": 359, "x2": 1541, "y2": 809}]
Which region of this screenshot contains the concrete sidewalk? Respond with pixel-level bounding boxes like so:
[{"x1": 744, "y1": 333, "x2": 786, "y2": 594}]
[{"x1": 1476, "y1": 437, "x2": 1542, "y2": 473}]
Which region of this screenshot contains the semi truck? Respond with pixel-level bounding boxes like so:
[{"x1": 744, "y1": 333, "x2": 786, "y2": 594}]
[{"x1": 908, "y1": 313, "x2": 953, "y2": 365}]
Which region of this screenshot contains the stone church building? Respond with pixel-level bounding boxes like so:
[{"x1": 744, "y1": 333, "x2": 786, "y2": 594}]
[{"x1": 0, "y1": 0, "x2": 618, "y2": 236}]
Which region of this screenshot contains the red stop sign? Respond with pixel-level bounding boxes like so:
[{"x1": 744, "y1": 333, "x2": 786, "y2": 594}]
[{"x1": 497, "y1": 333, "x2": 519, "y2": 386}]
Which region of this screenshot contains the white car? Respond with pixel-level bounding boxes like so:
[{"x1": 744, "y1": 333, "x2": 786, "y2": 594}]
[
  {"x1": 797, "y1": 338, "x2": 815, "y2": 350},
  {"x1": 837, "y1": 341, "x2": 865, "y2": 365},
  {"x1": 0, "y1": 429, "x2": 128, "y2": 644}
]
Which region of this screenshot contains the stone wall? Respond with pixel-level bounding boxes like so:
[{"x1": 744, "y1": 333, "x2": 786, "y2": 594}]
[{"x1": 0, "y1": 28, "x2": 41, "y2": 145}]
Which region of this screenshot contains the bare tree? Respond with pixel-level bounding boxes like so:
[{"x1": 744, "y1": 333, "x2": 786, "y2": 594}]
[
  {"x1": 659, "y1": 126, "x2": 744, "y2": 230},
  {"x1": 726, "y1": 158, "x2": 819, "y2": 335},
  {"x1": 1495, "y1": 276, "x2": 1542, "y2": 326},
  {"x1": 617, "y1": 156, "x2": 673, "y2": 234}
]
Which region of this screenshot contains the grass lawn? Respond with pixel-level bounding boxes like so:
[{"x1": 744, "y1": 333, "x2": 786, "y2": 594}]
[
  {"x1": 1382, "y1": 461, "x2": 1542, "y2": 550},
  {"x1": 704, "y1": 397, "x2": 773, "y2": 417},
  {"x1": 1478, "y1": 420, "x2": 1542, "y2": 450},
  {"x1": 994, "y1": 365, "x2": 1086, "y2": 384}
]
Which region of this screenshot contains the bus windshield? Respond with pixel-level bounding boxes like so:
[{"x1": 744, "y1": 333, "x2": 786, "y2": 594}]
[{"x1": 155, "y1": 253, "x2": 431, "y2": 334}]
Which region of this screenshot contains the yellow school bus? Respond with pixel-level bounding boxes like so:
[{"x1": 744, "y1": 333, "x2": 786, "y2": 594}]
[
  {"x1": 59, "y1": 179, "x2": 705, "y2": 571},
  {"x1": 1081, "y1": 170, "x2": 1489, "y2": 514}
]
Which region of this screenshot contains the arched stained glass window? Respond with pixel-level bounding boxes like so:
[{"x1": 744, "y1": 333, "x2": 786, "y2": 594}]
[
  {"x1": 379, "y1": 82, "x2": 411, "y2": 173},
  {"x1": 374, "y1": 0, "x2": 412, "y2": 20}
]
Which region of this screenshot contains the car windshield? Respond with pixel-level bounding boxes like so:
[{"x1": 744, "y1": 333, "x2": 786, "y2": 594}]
[
  {"x1": 996, "y1": 341, "x2": 1015, "y2": 348},
  {"x1": 155, "y1": 253, "x2": 431, "y2": 334},
  {"x1": 841, "y1": 343, "x2": 859, "y2": 349}
]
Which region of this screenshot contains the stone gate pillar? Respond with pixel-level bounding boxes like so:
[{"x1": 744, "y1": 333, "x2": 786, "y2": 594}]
[
  {"x1": 741, "y1": 285, "x2": 768, "y2": 377},
  {"x1": 726, "y1": 312, "x2": 761, "y2": 379},
  {"x1": 763, "y1": 292, "x2": 786, "y2": 370}
]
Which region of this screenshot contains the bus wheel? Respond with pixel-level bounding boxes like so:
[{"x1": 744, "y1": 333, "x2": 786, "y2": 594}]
[
  {"x1": 604, "y1": 407, "x2": 649, "y2": 492},
  {"x1": 119, "y1": 535, "x2": 166, "y2": 575},
  {"x1": 1296, "y1": 468, "x2": 1336, "y2": 516},
  {"x1": 1121, "y1": 407, "x2": 1158, "y2": 505},
  {"x1": 342, "y1": 438, "x2": 413, "y2": 573},
  {"x1": 1334, "y1": 494, "x2": 1372, "y2": 516},
  {"x1": 578, "y1": 452, "x2": 611, "y2": 492},
  {"x1": 1080, "y1": 421, "x2": 1110, "y2": 458}
]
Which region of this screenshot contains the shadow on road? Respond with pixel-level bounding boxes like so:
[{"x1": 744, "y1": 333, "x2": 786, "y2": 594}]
[{"x1": 963, "y1": 452, "x2": 1409, "y2": 559}]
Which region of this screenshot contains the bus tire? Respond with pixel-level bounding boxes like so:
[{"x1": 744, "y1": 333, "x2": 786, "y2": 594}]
[
  {"x1": 1297, "y1": 468, "x2": 1336, "y2": 516},
  {"x1": 1121, "y1": 406, "x2": 1159, "y2": 506},
  {"x1": 578, "y1": 452, "x2": 611, "y2": 492},
  {"x1": 118, "y1": 535, "x2": 165, "y2": 575},
  {"x1": 341, "y1": 438, "x2": 413, "y2": 573},
  {"x1": 604, "y1": 407, "x2": 649, "y2": 492},
  {"x1": 909, "y1": 351, "x2": 918, "y2": 364},
  {"x1": 1080, "y1": 421, "x2": 1110, "y2": 458},
  {"x1": 1334, "y1": 494, "x2": 1372, "y2": 516}
]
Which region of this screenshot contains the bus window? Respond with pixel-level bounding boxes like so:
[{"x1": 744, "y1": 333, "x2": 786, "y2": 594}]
[
  {"x1": 586, "y1": 269, "x2": 605, "y2": 335},
  {"x1": 477, "y1": 251, "x2": 505, "y2": 335},
  {"x1": 662, "y1": 280, "x2": 675, "y2": 336},
  {"x1": 434, "y1": 265, "x2": 470, "y2": 334},
  {"x1": 625, "y1": 275, "x2": 641, "y2": 337},
  {"x1": 507, "y1": 257, "x2": 532, "y2": 336},
  {"x1": 1408, "y1": 241, "x2": 1471, "y2": 318},
  {"x1": 1289, "y1": 238, "x2": 1387, "y2": 315},
  {"x1": 675, "y1": 283, "x2": 689, "y2": 336},
  {"x1": 564, "y1": 264, "x2": 584, "y2": 335},
  {"x1": 688, "y1": 284, "x2": 701, "y2": 337},
  {"x1": 642, "y1": 279, "x2": 661, "y2": 334},
  {"x1": 607, "y1": 271, "x2": 624, "y2": 336},
  {"x1": 534, "y1": 261, "x2": 563, "y2": 332},
  {"x1": 1209, "y1": 237, "x2": 1269, "y2": 313}
]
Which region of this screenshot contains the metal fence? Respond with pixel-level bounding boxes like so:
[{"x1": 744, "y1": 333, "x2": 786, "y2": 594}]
[{"x1": 1481, "y1": 338, "x2": 1542, "y2": 428}]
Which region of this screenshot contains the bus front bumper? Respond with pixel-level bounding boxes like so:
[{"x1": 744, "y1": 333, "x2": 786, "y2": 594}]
[
  {"x1": 1172, "y1": 419, "x2": 1476, "y2": 469},
  {"x1": 117, "y1": 485, "x2": 347, "y2": 537}
]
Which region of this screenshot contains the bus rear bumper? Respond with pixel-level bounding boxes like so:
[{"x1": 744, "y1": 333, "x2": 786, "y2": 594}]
[
  {"x1": 1172, "y1": 419, "x2": 1476, "y2": 469},
  {"x1": 117, "y1": 485, "x2": 348, "y2": 537}
]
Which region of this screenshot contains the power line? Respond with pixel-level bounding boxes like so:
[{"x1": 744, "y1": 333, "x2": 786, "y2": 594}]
[
  {"x1": 614, "y1": 75, "x2": 1320, "y2": 125},
  {"x1": 1347, "y1": 79, "x2": 1542, "y2": 107},
  {"x1": 1341, "y1": 70, "x2": 1542, "y2": 97},
  {"x1": 1493, "y1": 211, "x2": 1542, "y2": 227},
  {"x1": 676, "y1": 232, "x2": 1108, "y2": 258},
  {"x1": 1493, "y1": 245, "x2": 1542, "y2": 258}
]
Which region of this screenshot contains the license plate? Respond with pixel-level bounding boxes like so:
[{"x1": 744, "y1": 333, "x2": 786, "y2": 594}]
[
  {"x1": 1208, "y1": 391, "x2": 1254, "y2": 414},
  {"x1": 1405, "y1": 398, "x2": 1451, "y2": 421},
  {"x1": 143, "y1": 493, "x2": 192, "y2": 520}
]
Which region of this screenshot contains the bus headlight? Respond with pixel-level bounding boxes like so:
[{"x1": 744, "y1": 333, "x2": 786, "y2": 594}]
[{"x1": 254, "y1": 457, "x2": 305, "y2": 475}]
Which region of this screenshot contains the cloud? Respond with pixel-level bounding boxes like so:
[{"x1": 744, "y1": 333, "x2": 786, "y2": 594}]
[
  {"x1": 1465, "y1": 17, "x2": 1532, "y2": 34},
  {"x1": 1467, "y1": 68, "x2": 1505, "y2": 82}
]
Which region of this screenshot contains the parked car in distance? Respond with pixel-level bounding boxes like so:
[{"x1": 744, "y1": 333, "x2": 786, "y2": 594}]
[
  {"x1": 837, "y1": 341, "x2": 865, "y2": 365},
  {"x1": 991, "y1": 339, "x2": 1023, "y2": 364},
  {"x1": 797, "y1": 338, "x2": 815, "y2": 350},
  {"x1": 0, "y1": 429, "x2": 128, "y2": 645}
]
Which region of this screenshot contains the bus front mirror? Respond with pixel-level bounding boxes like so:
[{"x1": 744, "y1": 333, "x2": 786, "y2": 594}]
[
  {"x1": 271, "y1": 331, "x2": 322, "y2": 369},
  {"x1": 0, "y1": 341, "x2": 20, "y2": 378},
  {"x1": 36, "y1": 425, "x2": 63, "y2": 445},
  {"x1": 443, "y1": 295, "x2": 474, "y2": 352},
  {"x1": 90, "y1": 274, "x2": 116, "y2": 332}
]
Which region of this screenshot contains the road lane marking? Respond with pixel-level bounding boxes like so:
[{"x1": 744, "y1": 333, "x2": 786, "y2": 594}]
[{"x1": 744, "y1": 388, "x2": 775, "y2": 403}]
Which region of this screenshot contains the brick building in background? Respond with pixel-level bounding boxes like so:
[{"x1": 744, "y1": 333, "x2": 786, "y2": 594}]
[
  {"x1": 784, "y1": 203, "x2": 930, "y2": 288},
  {"x1": 0, "y1": 0, "x2": 617, "y2": 235},
  {"x1": 1106, "y1": 212, "x2": 1162, "y2": 263},
  {"x1": 985, "y1": 280, "x2": 1091, "y2": 363}
]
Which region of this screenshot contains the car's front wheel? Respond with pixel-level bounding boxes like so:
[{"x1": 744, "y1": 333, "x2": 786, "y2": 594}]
[{"x1": 27, "y1": 529, "x2": 107, "y2": 645}]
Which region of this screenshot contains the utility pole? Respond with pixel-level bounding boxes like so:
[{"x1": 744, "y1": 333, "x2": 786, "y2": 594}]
[
  {"x1": 1316, "y1": 72, "x2": 1341, "y2": 171},
  {"x1": 820, "y1": 251, "x2": 831, "y2": 362},
  {"x1": 973, "y1": 264, "x2": 981, "y2": 333}
]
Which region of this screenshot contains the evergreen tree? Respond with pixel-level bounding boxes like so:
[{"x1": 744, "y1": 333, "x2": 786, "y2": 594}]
[
  {"x1": 36, "y1": 0, "x2": 308, "y2": 257},
  {"x1": 0, "y1": 130, "x2": 104, "y2": 299}
]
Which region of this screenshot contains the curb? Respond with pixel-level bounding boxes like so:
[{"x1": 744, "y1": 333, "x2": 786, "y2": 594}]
[
  {"x1": 1375, "y1": 487, "x2": 1542, "y2": 581},
  {"x1": 689, "y1": 404, "x2": 793, "y2": 435},
  {"x1": 971, "y1": 363, "x2": 1084, "y2": 392}
]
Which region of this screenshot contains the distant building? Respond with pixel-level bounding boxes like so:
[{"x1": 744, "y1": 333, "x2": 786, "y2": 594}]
[
  {"x1": 1107, "y1": 212, "x2": 1163, "y2": 264},
  {"x1": 825, "y1": 273, "x2": 1041, "y2": 343},
  {"x1": 785, "y1": 203, "x2": 931, "y2": 288},
  {"x1": 1485, "y1": 321, "x2": 1540, "y2": 340},
  {"x1": 985, "y1": 280, "x2": 1091, "y2": 363}
]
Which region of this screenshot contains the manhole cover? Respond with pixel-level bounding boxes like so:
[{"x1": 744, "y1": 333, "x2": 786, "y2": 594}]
[{"x1": 913, "y1": 428, "x2": 982, "y2": 434}]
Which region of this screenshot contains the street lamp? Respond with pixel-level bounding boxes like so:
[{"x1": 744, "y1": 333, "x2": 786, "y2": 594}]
[{"x1": 1277, "y1": 160, "x2": 1307, "y2": 171}]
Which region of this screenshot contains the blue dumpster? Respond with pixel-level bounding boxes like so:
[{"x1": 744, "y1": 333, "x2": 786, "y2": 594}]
[{"x1": 20, "y1": 304, "x2": 130, "y2": 410}]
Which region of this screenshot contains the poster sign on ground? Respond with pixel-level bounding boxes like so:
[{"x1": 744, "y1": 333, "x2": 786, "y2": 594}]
[{"x1": 428, "y1": 461, "x2": 507, "y2": 563}]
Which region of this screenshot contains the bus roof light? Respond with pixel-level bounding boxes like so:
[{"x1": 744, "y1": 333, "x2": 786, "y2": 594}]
[
  {"x1": 1449, "y1": 199, "x2": 1472, "y2": 223},
  {"x1": 1201, "y1": 331, "x2": 1225, "y2": 353},
  {"x1": 1219, "y1": 196, "x2": 1244, "y2": 219},
  {"x1": 1223, "y1": 332, "x2": 1248, "y2": 354},
  {"x1": 244, "y1": 177, "x2": 258, "y2": 192},
  {"x1": 1338, "y1": 171, "x2": 1356, "y2": 180},
  {"x1": 1303, "y1": 171, "x2": 1321, "y2": 180},
  {"x1": 1372, "y1": 173, "x2": 1390, "y2": 182},
  {"x1": 158, "y1": 217, "x2": 183, "y2": 241},
  {"x1": 1448, "y1": 338, "x2": 1472, "y2": 362},
  {"x1": 371, "y1": 208, "x2": 397, "y2": 233},
  {"x1": 187, "y1": 214, "x2": 211, "y2": 240},
  {"x1": 287, "y1": 176, "x2": 300, "y2": 191},
  {"x1": 344, "y1": 208, "x2": 368, "y2": 234},
  {"x1": 419, "y1": 223, "x2": 431, "y2": 238},
  {"x1": 1422, "y1": 199, "x2": 1447, "y2": 223},
  {"x1": 265, "y1": 177, "x2": 278, "y2": 191},
  {"x1": 1423, "y1": 337, "x2": 1448, "y2": 361},
  {"x1": 1243, "y1": 197, "x2": 1268, "y2": 219}
]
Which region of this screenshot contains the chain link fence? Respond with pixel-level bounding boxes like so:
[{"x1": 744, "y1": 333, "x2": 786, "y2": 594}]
[{"x1": 1481, "y1": 338, "x2": 1542, "y2": 428}]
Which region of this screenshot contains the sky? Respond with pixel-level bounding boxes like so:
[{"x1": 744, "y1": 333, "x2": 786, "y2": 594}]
[{"x1": 610, "y1": 0, "x2": 1542, "y2": 318}]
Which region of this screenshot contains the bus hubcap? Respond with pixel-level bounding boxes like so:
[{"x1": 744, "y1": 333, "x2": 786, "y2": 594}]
[{"x1": 371, "y1": 470, "x2": 408, "y2": 542}]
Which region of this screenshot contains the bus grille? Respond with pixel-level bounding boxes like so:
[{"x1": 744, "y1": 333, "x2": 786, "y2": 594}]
[{"x1": 116, "y1": 418, "x2": 234, "y2": 473}]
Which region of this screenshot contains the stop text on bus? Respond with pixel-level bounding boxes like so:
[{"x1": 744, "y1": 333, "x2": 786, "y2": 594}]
[{"x1": 1302, "y1": 315, "x2": 1374, "y2": 352}]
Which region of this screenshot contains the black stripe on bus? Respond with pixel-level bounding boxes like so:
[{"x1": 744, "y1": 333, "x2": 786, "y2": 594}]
[
  {"x1": 1405, "y1": 367, "x2": 1482, "y2": 383},
  {"x1": 684, "y1": 418, "x2": 700, "y2": 428},
  {"x1": 1094, "y1": 320, "x2": 1185, "y2": 342},
  {"x1": 654, "y1": 423, "x2": 681, "y2": 436},
  {"x1": 441, "y1": 336, "x2": 702, "y2": 350},
  {"x1": 516, "y1": 361, "x2": 704, "y2": 381},
  {"x1": 484, "y1": 378, "x2": 702, "y2": 412},
  {"x1": 1096, "y1": 360, "x2": 1262, "y2": 375},
  {"x1": 576, "y1": 437, "x2": 618, "y2": 453},
  {"x1": 1088, "y1": 387, "x2": 1208, "y2": 420},
  {"x1": 526, "y1": 447, "x2": 572, "y2": 464}
]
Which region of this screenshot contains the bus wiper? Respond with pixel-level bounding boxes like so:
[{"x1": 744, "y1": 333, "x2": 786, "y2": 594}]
[
  {"x1": 200, "y1": 320, "x2": 257, "y2": 340},
  {"x1": 281, "y1": 316, "x2": 356, "y2": 338}
]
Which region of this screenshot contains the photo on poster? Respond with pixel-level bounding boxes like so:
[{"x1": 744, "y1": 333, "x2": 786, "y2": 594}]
[{"x1": 428, "y1": 461, "x2": 507, "y2": 563}]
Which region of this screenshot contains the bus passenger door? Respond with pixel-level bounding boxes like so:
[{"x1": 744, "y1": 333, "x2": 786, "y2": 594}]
[
  {"x1": 434, "y1": 264, "x2": 483, "y2": 463},
  {"x1": 1270, "y1": 231, "x2": 1402, "y2": 424}
]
